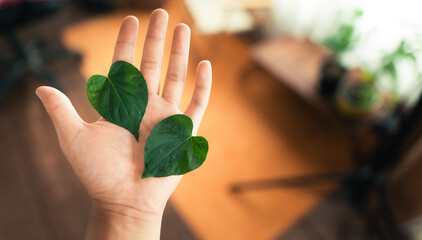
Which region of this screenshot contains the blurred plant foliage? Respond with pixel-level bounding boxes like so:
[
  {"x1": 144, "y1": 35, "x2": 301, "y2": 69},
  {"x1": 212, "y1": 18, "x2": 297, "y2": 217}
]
[
  {"x1": 323, "y1": 9, "x2": 363, "y2": 55},
  {"x1": 380, "y1": 40, "x2": 417, "y2": 96},
  {"x1": 321, "y1": 8, "x2": 422, "y2": 103}
]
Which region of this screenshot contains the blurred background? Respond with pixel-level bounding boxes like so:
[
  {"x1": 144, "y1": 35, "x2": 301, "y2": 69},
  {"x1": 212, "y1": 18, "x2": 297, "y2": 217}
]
[{"x1": 1, "y1": 0, "x2": 422, "y2": 239}]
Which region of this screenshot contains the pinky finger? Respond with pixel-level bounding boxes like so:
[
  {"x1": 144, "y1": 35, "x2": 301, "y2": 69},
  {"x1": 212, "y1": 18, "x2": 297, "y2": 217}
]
[{"x1": 185, "y1": 60, "x2": 212, "y2": 133}]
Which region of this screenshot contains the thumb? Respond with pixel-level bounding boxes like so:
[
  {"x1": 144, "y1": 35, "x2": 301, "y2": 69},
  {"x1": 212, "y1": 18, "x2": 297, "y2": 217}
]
[{"x1": 36, "y1": 86, "x2": 84, "y2": 147}]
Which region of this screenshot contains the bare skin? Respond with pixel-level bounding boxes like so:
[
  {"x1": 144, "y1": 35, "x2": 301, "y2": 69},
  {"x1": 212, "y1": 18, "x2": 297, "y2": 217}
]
[{"x1": 36, "y1": 9, "x2": 212, "y2": 240}]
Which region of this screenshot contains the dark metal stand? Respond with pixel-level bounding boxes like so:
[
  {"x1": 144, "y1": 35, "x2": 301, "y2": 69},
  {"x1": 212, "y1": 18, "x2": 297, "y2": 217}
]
[{"x1": 231, "y1": 170, "x2": 348, "y2": 193}]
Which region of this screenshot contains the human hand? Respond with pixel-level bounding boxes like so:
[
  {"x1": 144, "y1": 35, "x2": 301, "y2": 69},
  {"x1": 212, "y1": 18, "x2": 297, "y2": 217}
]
[{"x1": 36, "y1": 9, "x2": 211, "y2": 239}]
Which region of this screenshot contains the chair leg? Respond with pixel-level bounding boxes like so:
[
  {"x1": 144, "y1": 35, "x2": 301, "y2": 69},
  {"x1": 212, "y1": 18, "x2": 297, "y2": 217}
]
[
  {"x1": 375, "y1": 178, "x2": 404, "y2": 239},
  {"x1": 231, "y1": 170, "x2": 349, "y2": 193}
]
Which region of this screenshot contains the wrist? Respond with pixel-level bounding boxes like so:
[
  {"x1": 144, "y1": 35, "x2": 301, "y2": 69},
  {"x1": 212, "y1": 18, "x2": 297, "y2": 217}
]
[{"x1": 85, "y1": 199, "x2": 163, "y2": 240}]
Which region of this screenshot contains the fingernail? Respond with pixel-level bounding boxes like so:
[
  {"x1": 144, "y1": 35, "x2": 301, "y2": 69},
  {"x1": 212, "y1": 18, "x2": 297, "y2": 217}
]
[
  {"x1": 35, "y1": 88, "x2": 43, "y2": 102},
  {"x1": 201, "y1": 60, "x2": 211, "y2": 67}
]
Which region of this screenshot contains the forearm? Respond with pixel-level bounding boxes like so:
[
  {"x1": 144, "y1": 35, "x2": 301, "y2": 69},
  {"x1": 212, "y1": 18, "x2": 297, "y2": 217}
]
[{"x1": 85, "y1": 200, "x2": 163, "y2": 240}]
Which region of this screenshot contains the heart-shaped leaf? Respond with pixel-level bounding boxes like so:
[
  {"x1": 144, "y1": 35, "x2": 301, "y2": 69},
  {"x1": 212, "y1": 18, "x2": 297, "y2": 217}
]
[
  {"x1": 86, "y1": 61, "x2": 148, "y2": 140},
  {"x1": 143, "y1": 114, "x2": 209, "y2": 178}
]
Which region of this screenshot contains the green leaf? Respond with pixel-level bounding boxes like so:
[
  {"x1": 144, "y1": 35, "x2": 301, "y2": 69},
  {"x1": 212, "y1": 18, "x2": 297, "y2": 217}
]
[
  {"x1": 86, "y1": 61, "x2": 148, "y2": 140},
  {"x1": 143, "y1": 114, "x2": 209, "y2": 178}
]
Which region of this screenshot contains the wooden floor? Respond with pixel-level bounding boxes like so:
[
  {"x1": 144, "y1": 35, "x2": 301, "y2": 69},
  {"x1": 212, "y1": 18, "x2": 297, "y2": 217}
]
[{"x1": 1, "y1": 1, "x2": 422, "y2": 240}]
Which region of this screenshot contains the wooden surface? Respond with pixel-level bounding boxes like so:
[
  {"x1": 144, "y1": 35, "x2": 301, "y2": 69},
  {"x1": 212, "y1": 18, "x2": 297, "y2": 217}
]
[{"x1": 250, "y1": 37, "x2": 329, "y2": 105}]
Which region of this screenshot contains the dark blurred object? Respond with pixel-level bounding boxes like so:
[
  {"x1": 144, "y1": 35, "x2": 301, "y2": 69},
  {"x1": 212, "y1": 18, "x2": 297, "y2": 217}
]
[
  {"x1": 278, "y1": 192, "x2": 380, "y2": 240},
  {"x1": 113, "y1": 0, "x2": 165, "y2": 10},
  {"x1": 161, "y1": 203, "x2": 198, "y2": 240},
  {"x1": 0, "y1": 0, "x2": 81, "y2": 100},
  {"x1": 78, "y1": 0, "x2": 113, "y2": 12},
  {"x1": 0, "y1": 0, "x2": 62, "y2": 28},
  {"x1": 318, "y1": 57, "x2": 345, "y2": 97},
  {"x1": 77, "y1": 0, "x2": 166, "y2": 12},
  {"x1": 335, "y1": 68, "x2": 383, "y2": 120}
]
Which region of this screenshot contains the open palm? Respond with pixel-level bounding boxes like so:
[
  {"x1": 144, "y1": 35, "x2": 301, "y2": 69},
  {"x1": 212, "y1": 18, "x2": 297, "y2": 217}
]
[{"x1": 36, "y1": 10, "x2": 211, "y2": 217}]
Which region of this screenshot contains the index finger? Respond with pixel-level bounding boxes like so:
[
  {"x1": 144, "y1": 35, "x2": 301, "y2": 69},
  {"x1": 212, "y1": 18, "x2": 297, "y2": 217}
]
[{"x1": 112, "y1": 16, "x2": 139, "y2": 64}]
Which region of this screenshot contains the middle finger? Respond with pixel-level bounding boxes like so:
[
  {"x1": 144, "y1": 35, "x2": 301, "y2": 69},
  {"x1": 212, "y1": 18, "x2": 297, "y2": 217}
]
[{"x1": 140, "y1": 9, "x2": 169, "y2": 94}]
